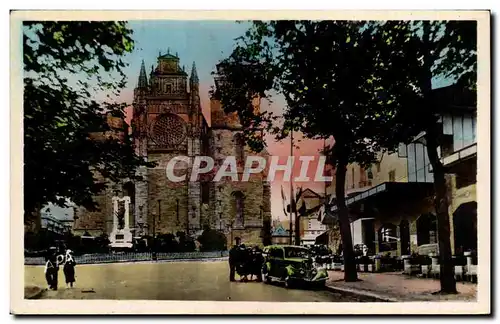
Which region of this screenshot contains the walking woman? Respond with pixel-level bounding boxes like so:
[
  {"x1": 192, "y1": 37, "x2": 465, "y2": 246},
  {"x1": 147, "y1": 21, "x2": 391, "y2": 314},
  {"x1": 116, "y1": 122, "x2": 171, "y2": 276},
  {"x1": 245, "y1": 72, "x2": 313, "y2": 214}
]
[{"x1": 63, "y1": 249, "x2": 76, "y2": 288}]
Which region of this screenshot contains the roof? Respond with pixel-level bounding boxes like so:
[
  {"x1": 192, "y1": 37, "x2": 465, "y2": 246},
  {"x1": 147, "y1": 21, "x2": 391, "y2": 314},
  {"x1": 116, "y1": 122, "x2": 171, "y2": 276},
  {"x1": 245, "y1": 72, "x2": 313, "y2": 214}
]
[
  {"x1": 431, "y1": 84, "x2": 476, "y2": 112},
  {"x1": 325, "y1": 181, "x2": 434, "y2": 217},
  {"x1": 158, "y1": 53, "x2": 179, "y2": 60},
  {"x1": 300, "y1": 188, "x2": 323, "y2": 198},
  {"x1": 271, "y1": 224, "x2": 289, "y2": 237}
]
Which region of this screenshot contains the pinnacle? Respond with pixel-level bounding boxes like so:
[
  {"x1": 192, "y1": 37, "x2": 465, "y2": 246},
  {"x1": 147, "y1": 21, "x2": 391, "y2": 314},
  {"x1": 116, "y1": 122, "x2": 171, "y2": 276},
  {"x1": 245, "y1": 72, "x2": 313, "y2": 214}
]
[
  {"x1": 190, "y1": 61, "x2": 199, "y2": 84},
  {"x1": 137, "y1": 60, "x2": 148, "y2": 88}
]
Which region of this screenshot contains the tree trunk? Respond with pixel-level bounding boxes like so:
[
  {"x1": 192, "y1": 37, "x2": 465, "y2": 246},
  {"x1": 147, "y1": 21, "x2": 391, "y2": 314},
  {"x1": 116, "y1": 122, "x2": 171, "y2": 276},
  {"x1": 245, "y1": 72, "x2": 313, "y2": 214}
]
[
  {"x1": 425, "y1": 129, "x2": 457, "y2": 294},
  {"x1": 335, "y1": 158, "x2": 358, "y2": 282}
]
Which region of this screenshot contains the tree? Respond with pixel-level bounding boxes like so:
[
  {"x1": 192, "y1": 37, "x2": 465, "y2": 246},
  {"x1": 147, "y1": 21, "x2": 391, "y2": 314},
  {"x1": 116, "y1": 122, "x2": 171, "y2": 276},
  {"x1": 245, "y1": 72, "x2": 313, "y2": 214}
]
[
  {"x1": 212, "y1": 21, "x2": 420, "y2": 282},
  {"x1": 197, "y1": 227, "x2": 227, "y2": 251},
  {"x1": 23, "y1": 22, "x2": 155, "y2": 220},
  {"x1": 377, "y1": 21, "x2": 477, "y2": 294}
]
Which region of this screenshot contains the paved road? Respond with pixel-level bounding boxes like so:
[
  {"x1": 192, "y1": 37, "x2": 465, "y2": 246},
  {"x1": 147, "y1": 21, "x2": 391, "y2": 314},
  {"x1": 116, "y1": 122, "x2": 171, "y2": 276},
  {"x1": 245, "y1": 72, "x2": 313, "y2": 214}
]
[{"x1": 25, "y1": 260, "x2": 370, "y2": 302}]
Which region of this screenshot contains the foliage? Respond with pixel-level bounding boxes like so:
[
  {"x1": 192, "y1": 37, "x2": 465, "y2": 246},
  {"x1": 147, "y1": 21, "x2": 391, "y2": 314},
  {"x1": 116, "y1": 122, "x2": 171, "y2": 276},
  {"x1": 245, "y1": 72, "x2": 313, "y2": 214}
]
[
  {"x1": 156, "y1": 233, "x2": 179, "y2": 252},
  {"x1": 23, "y1": 21, "x2": 155, "y2": 219},
  {"x1": 197, "y1": 228, "x2": 227, "y2": 252},
  {"x1": 176, "y1": 231, "x2": 197, "y2": 252},
  {"x1": 212, "y1": 20, "x2": 424, "y2": 281},
  {"x1": 375, "y1": 20, "x2": 477, "y2": 293}
]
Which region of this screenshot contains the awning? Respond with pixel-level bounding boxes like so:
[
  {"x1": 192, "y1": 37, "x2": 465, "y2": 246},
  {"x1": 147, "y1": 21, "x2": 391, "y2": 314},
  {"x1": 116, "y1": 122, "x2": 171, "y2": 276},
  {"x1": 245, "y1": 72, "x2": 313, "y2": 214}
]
[{"x1": 322, "y1": 181, "x2": 434, "y2": 223}]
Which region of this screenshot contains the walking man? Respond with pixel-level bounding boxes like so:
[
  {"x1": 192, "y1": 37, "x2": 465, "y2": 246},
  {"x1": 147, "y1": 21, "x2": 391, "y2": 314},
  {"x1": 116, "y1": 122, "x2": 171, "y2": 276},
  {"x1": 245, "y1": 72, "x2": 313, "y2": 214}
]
[
  {"x1": 229, "y1": 237, "x2": 241, "y2": 282},
  {"x1": 44, "y1": 247, "x2": 59, "y2": 290}
]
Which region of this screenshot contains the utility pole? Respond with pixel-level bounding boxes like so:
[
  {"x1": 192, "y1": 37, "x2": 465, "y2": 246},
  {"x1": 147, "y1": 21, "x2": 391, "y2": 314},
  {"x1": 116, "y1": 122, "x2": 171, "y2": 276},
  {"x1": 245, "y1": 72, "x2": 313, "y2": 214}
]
[
  {"x1": 289, "y1": 129, "x2": 294, "y2": 245},
  {"x1": 324, "y1": 138, "x2": 328, "y2": 199}
]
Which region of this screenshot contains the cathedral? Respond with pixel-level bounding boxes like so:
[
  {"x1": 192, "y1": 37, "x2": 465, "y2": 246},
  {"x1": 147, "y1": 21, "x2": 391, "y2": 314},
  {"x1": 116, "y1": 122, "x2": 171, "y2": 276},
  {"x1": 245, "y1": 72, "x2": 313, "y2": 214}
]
[{"x1": 73, "y1": 51, "x2": 272, "y2": 248}]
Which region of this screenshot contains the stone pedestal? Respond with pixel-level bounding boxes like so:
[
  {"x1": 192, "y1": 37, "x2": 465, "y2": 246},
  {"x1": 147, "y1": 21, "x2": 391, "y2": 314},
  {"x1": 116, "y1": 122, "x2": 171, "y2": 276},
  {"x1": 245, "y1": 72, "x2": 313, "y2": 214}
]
[
  {"x1": 109, "y1": 196, "x2": 133, "y2": 249},
  {"x1": 402, "y1": 255, "x2": 412, "y2": 275},
  {"x1": 464, "y1": 251, "x2": 477, "y2": 281},
  {"x1": 430, "y1": 253, "x2": 440, "y2": 278}
]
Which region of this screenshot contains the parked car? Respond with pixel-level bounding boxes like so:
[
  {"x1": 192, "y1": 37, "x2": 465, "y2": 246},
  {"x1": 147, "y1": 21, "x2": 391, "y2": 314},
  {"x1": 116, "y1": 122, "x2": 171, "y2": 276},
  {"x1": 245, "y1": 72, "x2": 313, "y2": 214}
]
[
  {"x1": 261, "y1": 245, "x2": 328, "y2": 288},
  {"x1": 308, "y1": 244, "x2": 333, "y2": 265}
]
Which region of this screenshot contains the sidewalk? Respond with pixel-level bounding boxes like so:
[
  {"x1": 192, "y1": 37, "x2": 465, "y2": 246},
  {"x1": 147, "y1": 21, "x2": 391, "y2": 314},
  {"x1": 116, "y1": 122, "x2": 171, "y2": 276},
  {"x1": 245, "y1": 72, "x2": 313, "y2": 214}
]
[{"x1": 326, "y1": 271, "x2": 477, "y2": 302}]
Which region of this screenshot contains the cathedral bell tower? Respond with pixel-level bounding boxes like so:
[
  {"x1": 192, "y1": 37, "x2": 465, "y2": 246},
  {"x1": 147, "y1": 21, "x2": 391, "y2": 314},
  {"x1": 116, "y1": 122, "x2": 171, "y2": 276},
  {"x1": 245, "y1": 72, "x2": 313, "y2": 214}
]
[{"x1": 131, "y1": 50, "x2": 205, "y2": 237}]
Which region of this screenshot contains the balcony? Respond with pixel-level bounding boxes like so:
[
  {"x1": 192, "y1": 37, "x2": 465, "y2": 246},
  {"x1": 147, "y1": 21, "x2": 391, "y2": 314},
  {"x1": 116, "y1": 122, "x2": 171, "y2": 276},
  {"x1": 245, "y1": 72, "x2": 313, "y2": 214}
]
[{"x1": 428, "y1": 143, "x2": 477, "y2": 172}]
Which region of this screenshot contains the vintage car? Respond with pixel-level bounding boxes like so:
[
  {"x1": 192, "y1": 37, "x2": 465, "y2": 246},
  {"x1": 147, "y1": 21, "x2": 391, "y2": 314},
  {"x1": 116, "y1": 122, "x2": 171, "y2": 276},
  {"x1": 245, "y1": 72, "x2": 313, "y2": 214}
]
[
  {"x1": 308, "y1": 244, "x2": 333, "y2": 265},
  {"x1": 261, "y1": 245, "x2": 328, "y2": 288}
]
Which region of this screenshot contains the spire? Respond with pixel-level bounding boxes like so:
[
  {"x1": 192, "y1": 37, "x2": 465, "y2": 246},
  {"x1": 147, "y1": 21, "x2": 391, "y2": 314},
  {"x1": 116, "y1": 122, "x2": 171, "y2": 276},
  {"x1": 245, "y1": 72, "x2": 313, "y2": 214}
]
[
  {"x1": 190, "y1": 61, "x2": 199, "y2": 84},
  {"x1": 137, "y1": 60, "x2": 148, "y2": 88}
]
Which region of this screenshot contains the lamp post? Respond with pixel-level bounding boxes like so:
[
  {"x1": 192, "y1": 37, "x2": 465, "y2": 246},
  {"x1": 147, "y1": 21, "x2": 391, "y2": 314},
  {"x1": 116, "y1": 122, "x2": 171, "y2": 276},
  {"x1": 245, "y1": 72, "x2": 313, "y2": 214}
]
[
  {"x1": 219, "y1": 212, "x2": 223, "y2": 232},
  {"x1": 151, "y1": 209, "x2": 157, "y2": 260},
  {"x1": 226, "y1": 220, "x2": 234, "y2": 248},
  {"x1": 176, "y1": 199, "x2": 180, "y2": 226}
]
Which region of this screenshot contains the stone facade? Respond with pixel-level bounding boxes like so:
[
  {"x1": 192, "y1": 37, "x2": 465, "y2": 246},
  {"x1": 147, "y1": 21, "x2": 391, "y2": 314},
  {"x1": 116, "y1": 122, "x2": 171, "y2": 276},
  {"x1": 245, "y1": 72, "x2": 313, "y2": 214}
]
[{"x1": 74, "y1": 52, "x2": 271, "y2": 247}]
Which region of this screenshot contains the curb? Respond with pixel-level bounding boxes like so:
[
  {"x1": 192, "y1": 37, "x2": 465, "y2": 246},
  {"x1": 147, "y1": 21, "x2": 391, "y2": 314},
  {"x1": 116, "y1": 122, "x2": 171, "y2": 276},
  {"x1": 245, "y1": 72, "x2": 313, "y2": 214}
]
[
  {"x1": 324, "y1": 284, "x2": 399, "y2": 302},
  {"x1": 25, "y1": 287, "x2": 47, "y2": 300}
]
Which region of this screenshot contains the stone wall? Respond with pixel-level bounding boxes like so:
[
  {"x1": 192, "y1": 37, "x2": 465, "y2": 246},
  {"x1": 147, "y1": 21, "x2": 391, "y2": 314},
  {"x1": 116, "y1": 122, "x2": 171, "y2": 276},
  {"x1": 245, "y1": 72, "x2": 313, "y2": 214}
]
[
  {"x1": 210, "y1": 96, "x2": 270, "y2": 246},
  {"x1": 147, "y1": 153, "x2": 189, "y2": 235}
]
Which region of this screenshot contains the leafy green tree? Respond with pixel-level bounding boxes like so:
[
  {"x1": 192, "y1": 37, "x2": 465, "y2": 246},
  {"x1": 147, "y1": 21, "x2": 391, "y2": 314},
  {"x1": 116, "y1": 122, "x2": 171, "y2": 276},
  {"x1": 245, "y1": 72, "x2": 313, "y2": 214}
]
[
  {"x1": 23, "y1": 22, "x2": 154, "y2": 220},
  {"x1": 197, "y1": 227, "x2": 227, "y2": 251},
  {"x1": 212, "y1": 21, "x2": 421, "y2": 281},
  {"x1": 377, "y1": 20, "x2": 477, "y2": 294}
]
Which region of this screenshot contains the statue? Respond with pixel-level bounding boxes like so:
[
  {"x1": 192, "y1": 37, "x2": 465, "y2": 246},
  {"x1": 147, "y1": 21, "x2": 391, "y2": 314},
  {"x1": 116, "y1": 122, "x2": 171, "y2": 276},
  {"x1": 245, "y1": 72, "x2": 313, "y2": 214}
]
[{"x1": 116, "y1": 201, "x2": 125, "y2": 230}]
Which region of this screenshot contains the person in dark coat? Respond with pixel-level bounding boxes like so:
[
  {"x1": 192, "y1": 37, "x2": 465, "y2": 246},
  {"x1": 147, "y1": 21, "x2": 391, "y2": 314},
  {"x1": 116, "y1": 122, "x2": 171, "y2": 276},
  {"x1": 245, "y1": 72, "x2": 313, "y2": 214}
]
[
  {"x1": 229, "y1": 237, "x2": 242, "y2": 282},
  {"x1": 63, "y1": 249, "x2": 76, "y2": 288},
  {"x1": 249, "y1": 246, "x2": 264, "y2": 282},
  {"x1": 44, "y1": 247, "x2": 59, "y2": 290},
  {"x1": 236, "y1": 244, "x2": 250, "y2": 282}
]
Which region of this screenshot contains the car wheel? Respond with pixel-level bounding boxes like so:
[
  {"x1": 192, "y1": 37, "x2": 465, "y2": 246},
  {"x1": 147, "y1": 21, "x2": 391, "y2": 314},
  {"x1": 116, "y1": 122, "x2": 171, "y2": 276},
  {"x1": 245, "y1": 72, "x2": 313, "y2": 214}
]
[{"x1": 314, "y1": 281, "x2": 326, "y2": 290}]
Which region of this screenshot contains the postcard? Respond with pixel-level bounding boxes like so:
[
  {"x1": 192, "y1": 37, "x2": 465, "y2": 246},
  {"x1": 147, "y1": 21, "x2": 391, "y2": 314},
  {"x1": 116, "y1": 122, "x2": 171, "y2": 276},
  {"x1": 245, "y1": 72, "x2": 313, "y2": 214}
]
[{"x1": 11, "y1": 10, "x2": 490, "y2": 315}]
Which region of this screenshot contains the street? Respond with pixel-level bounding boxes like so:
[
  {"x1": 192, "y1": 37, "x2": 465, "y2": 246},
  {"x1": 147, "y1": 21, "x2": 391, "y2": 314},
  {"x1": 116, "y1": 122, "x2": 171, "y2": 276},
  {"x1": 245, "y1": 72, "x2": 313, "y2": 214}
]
[{"x1": 25, "y1": 260, "x2": 372, "y2": 302}]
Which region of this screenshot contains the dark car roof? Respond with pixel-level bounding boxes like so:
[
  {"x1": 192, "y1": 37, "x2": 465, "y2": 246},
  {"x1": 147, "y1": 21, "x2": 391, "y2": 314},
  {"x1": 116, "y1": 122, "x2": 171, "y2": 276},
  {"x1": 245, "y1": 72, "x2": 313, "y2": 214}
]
[{"x1": 266, "y1": 245, "x2": 310, "y2": 250}]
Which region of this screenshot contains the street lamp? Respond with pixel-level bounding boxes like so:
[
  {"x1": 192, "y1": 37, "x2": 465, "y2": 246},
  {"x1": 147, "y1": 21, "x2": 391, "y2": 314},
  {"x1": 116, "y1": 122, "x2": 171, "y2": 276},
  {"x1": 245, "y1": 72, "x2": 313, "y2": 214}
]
[
  {"x1": 176, "y1": 199, "x2": 180, "y2": 225},
  {"x1": 138, "y1": 205, "x2": 144, "y2": 237},
  {"x1": 226, "y1": 220, "x2": 234, "y2": 248},
  {"x1": 219, "y1": 212, "x2": 223, "y2": 232},
  {"x1": 151, "y1": 206, "x2": 159, "y2": 260}
]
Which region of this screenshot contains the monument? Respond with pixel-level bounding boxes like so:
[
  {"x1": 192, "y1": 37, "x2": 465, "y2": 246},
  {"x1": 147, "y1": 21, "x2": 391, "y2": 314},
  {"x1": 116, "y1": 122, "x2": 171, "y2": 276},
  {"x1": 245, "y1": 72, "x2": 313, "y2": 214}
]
[{"x1": 109, "y1": 196, "x2": 133, "y2": 249}]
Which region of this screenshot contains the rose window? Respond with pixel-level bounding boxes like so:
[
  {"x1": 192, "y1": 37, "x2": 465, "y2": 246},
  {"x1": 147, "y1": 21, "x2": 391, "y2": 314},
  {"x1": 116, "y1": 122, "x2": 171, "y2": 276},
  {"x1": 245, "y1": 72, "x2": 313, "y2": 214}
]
[{"x1": 151, "y1": 113, "x2": 187, "y2": 146}]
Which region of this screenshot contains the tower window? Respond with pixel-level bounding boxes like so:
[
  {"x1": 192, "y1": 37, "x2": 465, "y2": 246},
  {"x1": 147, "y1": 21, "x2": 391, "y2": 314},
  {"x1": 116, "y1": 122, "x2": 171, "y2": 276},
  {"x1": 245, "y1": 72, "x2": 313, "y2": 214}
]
[{"x1": 232, "y1": 191, "x2": 245, "y2": 227}]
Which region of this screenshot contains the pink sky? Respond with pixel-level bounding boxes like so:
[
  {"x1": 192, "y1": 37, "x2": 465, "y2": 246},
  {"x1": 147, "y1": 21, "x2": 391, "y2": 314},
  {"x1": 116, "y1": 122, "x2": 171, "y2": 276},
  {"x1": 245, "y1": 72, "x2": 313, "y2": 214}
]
[{"x1": 122, "y1": 82, "x2": 330, "y2": 220}]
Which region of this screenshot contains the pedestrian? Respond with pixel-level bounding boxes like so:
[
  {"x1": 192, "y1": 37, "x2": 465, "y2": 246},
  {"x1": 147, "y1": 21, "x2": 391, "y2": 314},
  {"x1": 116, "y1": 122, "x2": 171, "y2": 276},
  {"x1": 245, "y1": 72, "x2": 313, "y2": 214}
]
[
  {"x1": 63, "y1": 249, "x2": 76, "y2": 288},
  {"x1": 228, "y1": 237, "x2": 241, "y2": 282},
  {"x1": 237, "y1": 244, "x2": 249, "y2": 282},
  {"x1": 44, "y1": 247, "x2": 59, "y2": 290}
]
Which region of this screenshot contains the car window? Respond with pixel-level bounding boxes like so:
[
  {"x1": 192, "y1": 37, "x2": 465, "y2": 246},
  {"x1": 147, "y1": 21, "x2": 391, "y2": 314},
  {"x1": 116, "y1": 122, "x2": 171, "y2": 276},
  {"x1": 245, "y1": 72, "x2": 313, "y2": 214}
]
[
  {"x1": 284, "y1": 247, "x2": 311, "y2": 259},
  {"x1": 269, "y1": 248, "x2": 284, "y2": 259}
]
